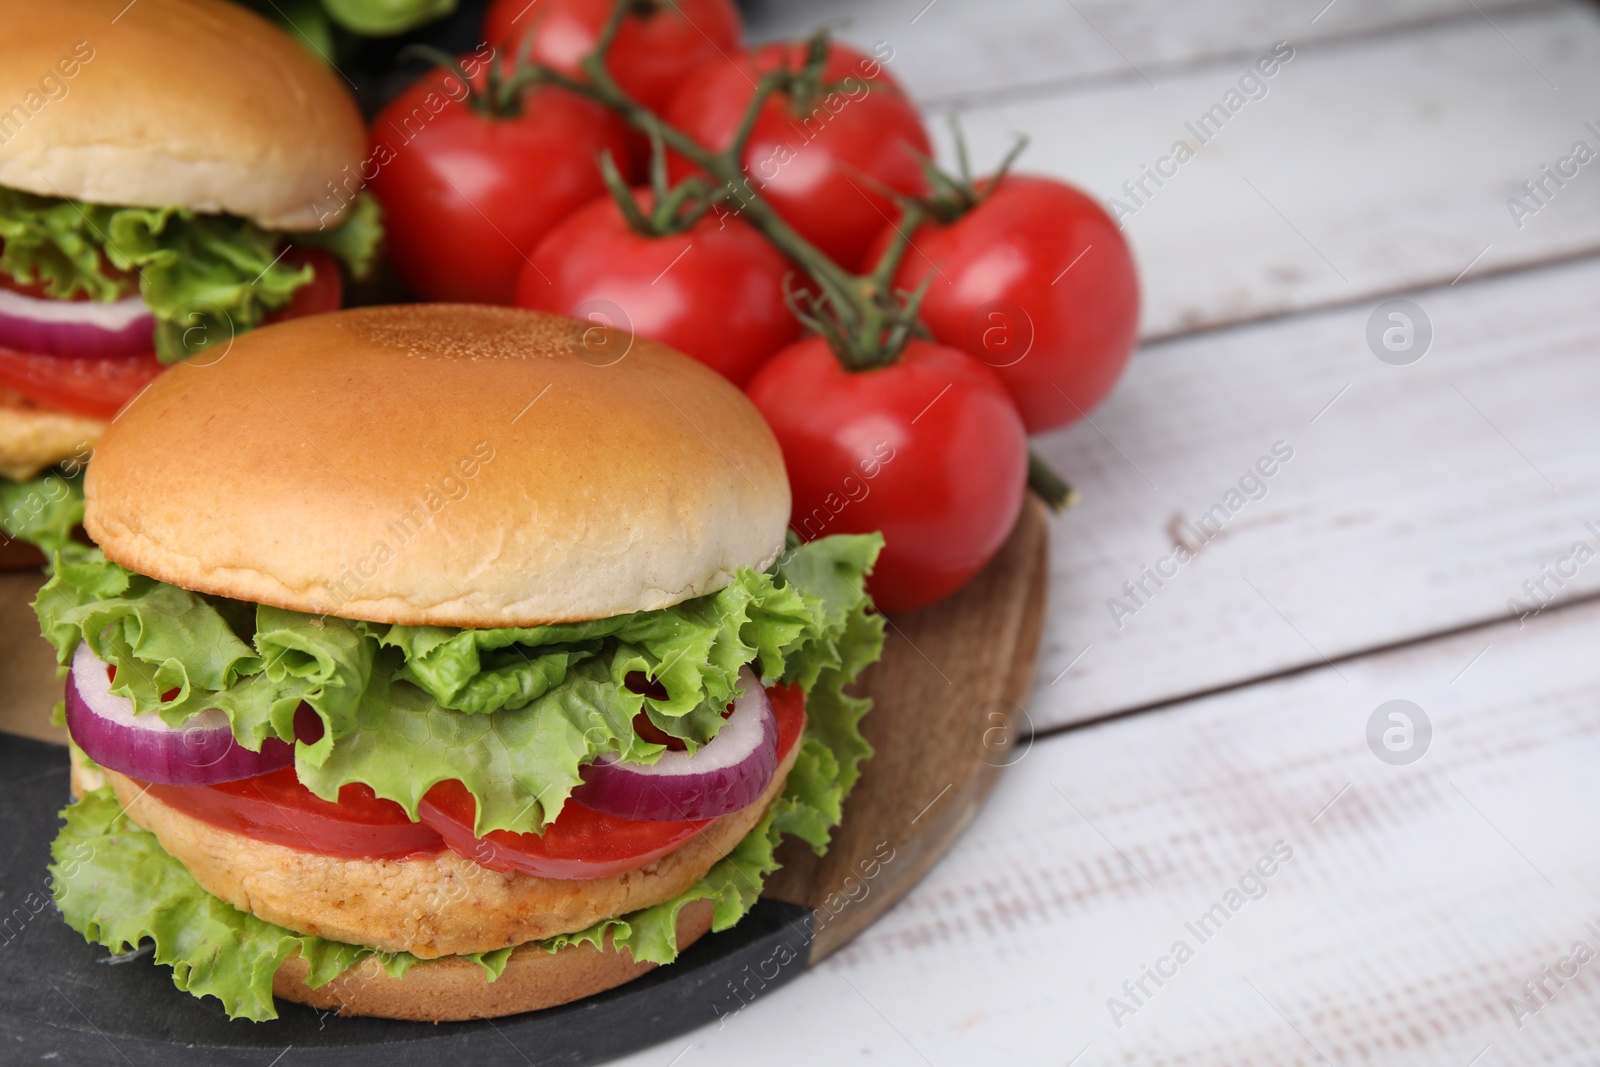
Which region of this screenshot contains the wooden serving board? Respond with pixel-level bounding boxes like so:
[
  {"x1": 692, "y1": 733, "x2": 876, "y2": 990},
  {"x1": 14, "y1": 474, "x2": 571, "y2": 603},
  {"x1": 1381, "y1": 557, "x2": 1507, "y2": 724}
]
[{"x1": 0, "y1": 500, "x2": 1047, "y2": 1065}]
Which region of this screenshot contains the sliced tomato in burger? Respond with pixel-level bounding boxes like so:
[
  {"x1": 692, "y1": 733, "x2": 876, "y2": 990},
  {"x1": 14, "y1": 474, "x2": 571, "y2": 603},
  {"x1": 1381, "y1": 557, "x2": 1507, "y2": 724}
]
[
  {"x1": 270, "y1": 247, "x2": 344, "y2": 320},
  {"x1": 142, "y1": 769, "x2": 448, "y2": 860},
  {"x1": 418, "y1": 780, "x2": 712, "y2": 880},
  {"x1": 0, "y1": 248, "x2": 343, "y2": 420},
  {"x1": 0, "y1": 348, "x2": 166, "y2": 421},
  {"x1": 131, "y1": 699, "x2": 444, "y2": 860},
  {"x1": 417, "y1": 683, "x2": 807, "y2": 879},
  {"x1": 135, "y1": 685, "x2": 806, "y2": 877}
]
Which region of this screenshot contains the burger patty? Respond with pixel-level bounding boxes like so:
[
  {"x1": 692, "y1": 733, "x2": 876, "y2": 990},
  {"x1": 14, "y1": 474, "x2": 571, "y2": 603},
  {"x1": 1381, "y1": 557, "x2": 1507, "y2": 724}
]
[
  {"x1": 93, "y1": 738, "x2": 800, "y2": 959},
  {"x1": 0, "y1": 389, "x2": 103, "y2": 482}
]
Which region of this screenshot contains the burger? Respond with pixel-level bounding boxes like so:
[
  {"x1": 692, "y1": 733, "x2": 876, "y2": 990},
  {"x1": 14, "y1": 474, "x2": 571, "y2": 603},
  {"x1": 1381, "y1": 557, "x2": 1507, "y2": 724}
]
[
  {"x1": 37, "y1": 305, "x2": 882, "y2": 1021},
  {"x1": 0, "y1": 0, "x2": 379, "y2": 557}
]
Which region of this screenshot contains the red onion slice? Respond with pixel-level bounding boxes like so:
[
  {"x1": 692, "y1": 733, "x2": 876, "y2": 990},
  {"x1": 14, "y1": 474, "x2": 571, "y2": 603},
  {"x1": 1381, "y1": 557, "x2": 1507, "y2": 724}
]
[
  {"x1": 0, "y1": 287, "x2": 154, "y2": 358},
  {"x1": 572, "y1": 667, "x2": 779, "y2": 822},
  {"x1": 65, "y1": 642, "x2": 293, "y2": 785}
]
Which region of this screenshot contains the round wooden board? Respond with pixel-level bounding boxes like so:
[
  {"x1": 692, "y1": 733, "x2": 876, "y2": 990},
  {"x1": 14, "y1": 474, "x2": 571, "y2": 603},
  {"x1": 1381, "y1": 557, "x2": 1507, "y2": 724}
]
[{"x1": 0, "y1": 500, "x2": 1049, "y2": 1064}]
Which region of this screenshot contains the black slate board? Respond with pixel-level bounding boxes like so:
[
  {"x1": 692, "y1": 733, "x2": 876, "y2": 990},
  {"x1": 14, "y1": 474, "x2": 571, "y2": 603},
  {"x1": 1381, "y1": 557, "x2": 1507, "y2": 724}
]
[{"x1": 0, "y1": 735, "x2": 815, "y2": 1067}]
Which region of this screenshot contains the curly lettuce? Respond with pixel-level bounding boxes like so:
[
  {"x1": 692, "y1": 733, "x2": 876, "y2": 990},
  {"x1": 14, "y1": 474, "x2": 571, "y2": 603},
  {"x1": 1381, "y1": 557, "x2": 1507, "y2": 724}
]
[
  {"x1": 51, "y1": 786, "x2": 522, "y2": 1022},
  {"x1": 35, "y1": 535, "x2": 883, "y2": 835},
  {"x1": 0, "y1": 186, "x2": 382, "y2": 363},
  {"x1": 48, "y1": 539, "x2": 883, "y2": 1020},
  {"x1": 0, "y1": 467, "x2": 83, "y2": 553}
]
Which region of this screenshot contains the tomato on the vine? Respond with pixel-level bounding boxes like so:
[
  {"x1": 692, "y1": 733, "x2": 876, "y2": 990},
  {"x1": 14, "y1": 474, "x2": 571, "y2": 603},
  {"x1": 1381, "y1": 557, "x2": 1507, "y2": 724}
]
[
  {"x1": 367, "y1": 60, "x2": 631, "y2": 304},
  {"x1": 665, "y1": 41, "x2": 931, "y2": 269},
  {"x1": 864, "y1": 174, "x2": 1139, "y2": 434},
  {"x1": 746, "y1": 339, "x2": 1027, "y2": 612},
  {"x1": 515, "y1": 190, "x2": 800, "y2": 386},
  {"x1": 483, "y1": 0, "x2": 742, "y2": 112}
]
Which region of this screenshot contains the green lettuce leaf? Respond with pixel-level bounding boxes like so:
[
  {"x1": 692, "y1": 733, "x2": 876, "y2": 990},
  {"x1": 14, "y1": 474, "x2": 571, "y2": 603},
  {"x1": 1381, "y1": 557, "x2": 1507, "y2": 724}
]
[
  {"x1": 374, "y1": 560, "x2": 821, "y2": 743},
  {"x1": 319, "y1": 0, "x2": 457, "y2": 35},
  {"x1": 0, "y1": 186, "x2": 383, "y2": 363},
  {"x1": 51, "y1": 786, "x2": 375, "y2": 1022},
  {"x1": 35, "y1": 535, "x2": 883, "y2": 836},
  {"x1": 0, "y1": 467, "x2": 84, "y2": 553},
  {"x1": 50, "y1": 786, "x2": 537, "y2": 1021},
  {"x1": 48, "y1": 544, "x2": 882, "y2": 1018},
  {"x1": 293, "y1": 191, "x2": 384, "y2": 279},
  {"x1": 543, "y1": 542, "x2": 886, "y2": 964}
]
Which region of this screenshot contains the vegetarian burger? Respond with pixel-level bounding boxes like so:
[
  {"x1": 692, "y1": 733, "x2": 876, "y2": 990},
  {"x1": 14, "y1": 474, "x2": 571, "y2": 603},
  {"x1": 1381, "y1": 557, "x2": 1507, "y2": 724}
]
[
  {"x1": 40, "y1": 305, "x2": 882, "y2": 1021},
  {"x1": 0, "y1": 0, "x2": 379, "y2": 555}
]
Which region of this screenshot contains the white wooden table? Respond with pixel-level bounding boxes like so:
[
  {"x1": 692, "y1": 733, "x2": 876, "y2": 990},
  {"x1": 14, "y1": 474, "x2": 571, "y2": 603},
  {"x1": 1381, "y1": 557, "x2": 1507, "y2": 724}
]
[{"x1": 618, "y1": 1, "x2": 1600, "y2": 1062}]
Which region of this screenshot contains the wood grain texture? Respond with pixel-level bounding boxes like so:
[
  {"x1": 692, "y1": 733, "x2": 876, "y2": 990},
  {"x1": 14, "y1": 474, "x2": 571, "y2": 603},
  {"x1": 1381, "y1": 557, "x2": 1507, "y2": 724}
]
[
  {"x1": 1026, "y1": 255, "x2": 1600, "y2": 729},
  {"x1": 0, "y1": 571, "x2": 61, "y2": 743},
  {"x1": 745, "y1": 0, "x2": 1547, "y2": 106},
  {"x1": 763, "y1": 498, "x2": 1049, "y2": 961},
  {"x1": 613, "y1": 598, "x2": 1600, "y2": 1066},
  {"x1": 937, "y1": 4, "x2": 1600, "y2": 339}
]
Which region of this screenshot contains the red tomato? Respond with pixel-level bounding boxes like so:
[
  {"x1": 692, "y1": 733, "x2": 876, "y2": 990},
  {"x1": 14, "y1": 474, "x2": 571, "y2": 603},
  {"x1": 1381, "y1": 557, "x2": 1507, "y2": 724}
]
[
  {"x1": 483, "y1": 0, "x2": 742, "y2": 112},
  {"x1": 272, "y1": 247, "x2": 344, "y2": 320},
  {"x1": 515, "y1": 190, "x2": 800, "y2": 385},
  {"x1": 863, "y1": 175, "x2": 1139, "y2": 434},
  {"x1": 143, "y1": 770, "x2": 447, "y2": 860},
  {"x1": 0, "y1": 249, "x2": 343, "y2": 420},
  {"x1": 368, "y1": 62, "x2": 631, "y2": 304},
  {"x1": 420, "y1": 684, "x2": 806, "y2": 880},
  {"x1": 747, "y1": 339, "x2": 1027, "y2": 612},
  {"x1": 665, "y1": 41, "x2": 930, "y2": 269},
  {"x1": 419, "y1": 780, "x2": 709, "y2": 880},
  {"x1": 0, "y1": 349, "x2": 163, "y2": 420},
  {"x1": 138, "y1": 687, "x2": 805, "y2": 876}
]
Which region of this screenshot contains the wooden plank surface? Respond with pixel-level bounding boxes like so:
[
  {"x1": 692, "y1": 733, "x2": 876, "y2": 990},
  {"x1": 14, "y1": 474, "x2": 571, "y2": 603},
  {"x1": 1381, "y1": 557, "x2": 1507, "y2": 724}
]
[
  {"x1": 613, "y1": 598, "x2": 1600, "y2": 1066},
  {"x1": 936, "y1": 4, "x2": 1600, "y2": 339},
  {"x1": 746, "y1": 0, "x2": 1548, "y2": 106},
  {"x1": 765, "y1": 499, "x2": 1048, "y2": 960},
  {"x1": 0, "y1": 572, "x2": 61, "y2": 743},
  {"x1": 1027, "y1": 255, "x2": 1600, "y2": 728},
  {"x1": 3, "y1": 2, "x2": 1592, "y2": 1063}
]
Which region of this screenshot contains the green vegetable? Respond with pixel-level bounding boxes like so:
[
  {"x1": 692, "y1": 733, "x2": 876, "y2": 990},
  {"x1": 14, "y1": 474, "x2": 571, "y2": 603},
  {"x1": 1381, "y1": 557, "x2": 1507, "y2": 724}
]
[
  {"x1": 51, "y1": 787, "x2": 390, "y2": 1022},
  {"x1": 319, "y1": 0, "x2": 456, "y2": 35},
  {"x1": 0, "y1": 186, "x2": 383, "y2": 363},
  {"x1": 36, "y1": 535, "x2": 883, "y2": 835},
  {"x1": 257, "y1": 0, "x2": 338, "y2": 57},
  {"x1": 49, "y1": 787, "x2": 538, "y2": 1022},
  {"x1": 48, "y1": 558, "x2": 881, "y2": 1019},
  {"x1": 294, "y1": 191, "x2": 384, "y2": 280},
  {"x1": 0, "y1": 467, "x2": 84, "y2": 553}
]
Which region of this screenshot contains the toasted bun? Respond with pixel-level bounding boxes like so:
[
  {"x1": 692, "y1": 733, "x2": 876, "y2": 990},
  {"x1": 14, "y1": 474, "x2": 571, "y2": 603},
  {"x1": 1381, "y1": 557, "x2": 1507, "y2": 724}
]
[
  {"x1": 0, "y1": 0, "x2": 365, "y2": 230},
  {"x1": 273, "y1": 899, "x2": 716, "y2": 1022},
  {"x1": 0, "y1": 391, "x2": 101, "y2": 482},
  {"x1": 85, "y1": 305, "x2": 790, "y2": 625},
  {"x1": 96, "y1": 732, "x2": 798, "y2": 957}
]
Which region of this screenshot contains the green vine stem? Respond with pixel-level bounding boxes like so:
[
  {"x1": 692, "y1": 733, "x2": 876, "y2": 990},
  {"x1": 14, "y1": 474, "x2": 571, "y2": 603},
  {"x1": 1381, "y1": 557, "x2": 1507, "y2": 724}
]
[
  {"x1": 1027, "y1": 450, "x2": 1078, "y2": 512},
  {"x1": 516, "y1": 15, "x2": 921, "y2": 371},
  {"x1": 477, "y1": 3, "x2": 1076, "y2": 503}
]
